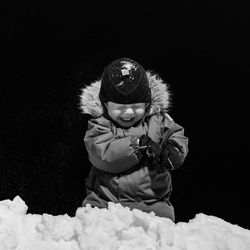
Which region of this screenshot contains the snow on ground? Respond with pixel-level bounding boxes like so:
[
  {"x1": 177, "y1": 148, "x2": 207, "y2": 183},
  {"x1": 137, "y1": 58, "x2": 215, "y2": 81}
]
[{"x1": 0, "y1": 196, "x2": 250, "y2": 250}]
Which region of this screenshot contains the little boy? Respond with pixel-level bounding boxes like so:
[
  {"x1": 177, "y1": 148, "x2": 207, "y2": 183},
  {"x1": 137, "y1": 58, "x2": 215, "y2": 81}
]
[{"x1": 80, "y1": 58, "x2": 188, "y2": 221}]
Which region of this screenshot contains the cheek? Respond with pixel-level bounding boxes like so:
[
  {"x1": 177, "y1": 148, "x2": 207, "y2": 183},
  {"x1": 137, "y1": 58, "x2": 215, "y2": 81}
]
[
  {"x1": 108, "y1": 109, "x2": 121, "y2": 119},
  {"x1": 135, "y1": 109, "x2": 145, "y2": 117}
]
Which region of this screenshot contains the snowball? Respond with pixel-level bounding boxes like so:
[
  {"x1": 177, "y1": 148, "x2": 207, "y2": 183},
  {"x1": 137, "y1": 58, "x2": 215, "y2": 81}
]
[{"x1": 0, "y1": 196, "x2": 249, "y2": 249}]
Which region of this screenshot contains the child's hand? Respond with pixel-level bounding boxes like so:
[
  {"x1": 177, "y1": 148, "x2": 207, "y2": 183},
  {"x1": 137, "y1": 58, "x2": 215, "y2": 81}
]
[
  {"x1": 139, "y1": 135, "x2": 161, "y2": 158},
  {"x1": 161, "y1": 143, "x2": 184, "y2": 170}
]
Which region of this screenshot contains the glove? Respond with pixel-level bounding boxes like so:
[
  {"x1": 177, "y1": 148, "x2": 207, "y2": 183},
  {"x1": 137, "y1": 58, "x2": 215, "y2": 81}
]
[
  {"x1": 139, "y1": 135, "x2": 161, "y2": 159},
  {"x1": 160, "y1": 143, "x2": 184, "y2": 170},
  {"x1": 138, "y1": 135, "x2": 162, "y2": 170}
]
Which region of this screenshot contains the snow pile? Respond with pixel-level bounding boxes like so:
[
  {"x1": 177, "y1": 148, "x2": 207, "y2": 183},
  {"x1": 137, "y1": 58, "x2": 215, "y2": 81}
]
[{"x1": 0, "y1": 196, "x2": 250, "y2": 249}]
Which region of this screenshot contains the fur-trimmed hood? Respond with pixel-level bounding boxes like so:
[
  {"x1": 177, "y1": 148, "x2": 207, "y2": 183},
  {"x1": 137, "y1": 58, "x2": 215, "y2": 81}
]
[{"x1": 80, "y1": 71, "x2": 171, "y2": 117}]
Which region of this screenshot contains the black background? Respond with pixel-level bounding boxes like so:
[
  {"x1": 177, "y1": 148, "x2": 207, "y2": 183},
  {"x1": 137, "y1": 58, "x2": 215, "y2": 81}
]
[{"x1": 1, "y1": 3, "x2": 250, "y2": 229}]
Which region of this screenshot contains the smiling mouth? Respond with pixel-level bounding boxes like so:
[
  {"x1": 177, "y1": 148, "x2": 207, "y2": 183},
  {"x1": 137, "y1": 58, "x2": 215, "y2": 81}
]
[{"x1": 120, "y1": 118, "x2": 134, "y2": 122}]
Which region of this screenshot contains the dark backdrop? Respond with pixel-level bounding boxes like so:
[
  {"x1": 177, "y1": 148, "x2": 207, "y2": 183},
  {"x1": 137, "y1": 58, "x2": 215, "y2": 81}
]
[{"x1": 1, "y1": 3, "x2": 249, "y2": 229}]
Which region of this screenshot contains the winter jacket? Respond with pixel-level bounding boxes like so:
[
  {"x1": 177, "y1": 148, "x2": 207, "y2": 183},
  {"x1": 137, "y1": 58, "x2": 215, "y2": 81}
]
[{"x1": 80, "y1": 71, "x2": 188, "y2": 221}]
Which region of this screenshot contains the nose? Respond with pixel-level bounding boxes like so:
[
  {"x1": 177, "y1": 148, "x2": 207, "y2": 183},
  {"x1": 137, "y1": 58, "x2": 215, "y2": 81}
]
[{"x1": 122, "y1": 108, "x2": 134, "y2": 119}]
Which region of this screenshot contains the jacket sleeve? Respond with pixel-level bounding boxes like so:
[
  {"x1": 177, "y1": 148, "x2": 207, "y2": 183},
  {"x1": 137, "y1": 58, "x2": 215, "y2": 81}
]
[
  {"x1": 161, "y1": 113, "x2": 189, "y2": 170},
  {"x1": 84, "y1": 117, "x2": 140, "y2": 174}
]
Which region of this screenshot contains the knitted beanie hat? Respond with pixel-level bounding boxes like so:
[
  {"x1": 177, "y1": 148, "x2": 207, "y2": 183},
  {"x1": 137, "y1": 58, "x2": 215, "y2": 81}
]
[{"x1": 99, "y1": 58, "x2": 151, "y2": 104}]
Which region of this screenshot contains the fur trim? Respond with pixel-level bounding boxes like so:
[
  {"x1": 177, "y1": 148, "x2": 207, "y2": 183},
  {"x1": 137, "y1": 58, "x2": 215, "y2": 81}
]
[{"x1": 79, "y1": 71, "x2": 171, "y2": 117}]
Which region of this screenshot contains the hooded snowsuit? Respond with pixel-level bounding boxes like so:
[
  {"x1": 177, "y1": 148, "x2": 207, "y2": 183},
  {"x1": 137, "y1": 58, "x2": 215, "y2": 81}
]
[{"x1": 80, "y1": 71, "x2": 188, "y2": 221}]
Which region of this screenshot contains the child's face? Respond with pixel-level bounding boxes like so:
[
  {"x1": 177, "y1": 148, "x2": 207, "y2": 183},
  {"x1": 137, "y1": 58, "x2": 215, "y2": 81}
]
[{"x1": 106, "y1": 102, "x2": 147, "y2": 128}]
